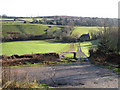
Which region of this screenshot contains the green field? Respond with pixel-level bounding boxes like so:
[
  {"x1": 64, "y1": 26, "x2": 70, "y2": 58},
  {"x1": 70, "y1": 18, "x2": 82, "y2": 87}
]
[
  {"x1": 18, "y1": 18, "x2": 42, "y2": 22},
  {"x1": 2, "y1": 24, "x2": 60, "y2": 36},
  {"x1": 1, "y1": 18, "x2": 53, "y2": 24},
  {"x1": 0, "y1": 18, "x2": 14, "y2": 21},
  {"x1": 2, "y1": 21, "x2": 24, "y2": 25},
  {"x1": 72, "y1": 26, "x2": 99, "y2": 38},
  {"x1": 19, "y1": 18, "x2": 53, "y2": 22},
  {"x1": 2, "y1": 40, "x2": 70, "y2": 56},
  {"x1": 2, "y1": 39, "x2": 98, "y2": 58}
]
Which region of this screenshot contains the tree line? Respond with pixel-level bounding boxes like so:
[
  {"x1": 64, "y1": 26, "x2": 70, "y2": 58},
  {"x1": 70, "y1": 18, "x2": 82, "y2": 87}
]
[
  {"x1": 2, "y1": 15, "x2": 117, "y2": 26},
  {"x1": 89, "y1": 25, "x2": 119, "y2": 65},
  {"x1": 2, "y1": 26, "x2": 76, "y2": 42},
  {"x1": 30, "y1": 16, "x2": 117, "y2": 26}
]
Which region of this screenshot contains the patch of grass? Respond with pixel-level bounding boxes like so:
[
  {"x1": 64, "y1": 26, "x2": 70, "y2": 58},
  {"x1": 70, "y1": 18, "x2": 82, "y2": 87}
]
[
  {"x1": 19, "y1": 18, "x2": 34, "y2": 22},
  {"x1": 5, "y1": 60, "x2": 68, "y2": 68},
  {"x1": 8, "y1": 63, "x2": 46, "y2": 68},
  {"x1": 62, "y1": 57, "x2": 77, "y2": 63},
  {"x1": 10, "y1": 81, "x2": 50, "y2": 88},
  {"x1": 64, "y1": 53, "x2": 73, "y2": 58},
  {"x1": 90, "y1": 60, "x2": 120, "y2": 73}
]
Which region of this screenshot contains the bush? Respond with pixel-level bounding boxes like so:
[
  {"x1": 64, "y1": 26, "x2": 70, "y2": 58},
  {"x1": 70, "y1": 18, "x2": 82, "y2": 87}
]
[{"x1": 61, "y1": 36, "x2": 76, "y2": 43}]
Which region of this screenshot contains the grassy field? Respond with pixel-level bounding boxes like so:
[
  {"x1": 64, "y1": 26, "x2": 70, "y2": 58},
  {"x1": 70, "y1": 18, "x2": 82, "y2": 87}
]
[
  {"x1": 2, "y1": 20, "x2": 24, "y2": 25},
  {"x1": 2, "y1": 40, "x2": 71, "y2": 56},
  {"x1": 19, "y1": 18, "x2": 53, "y2": 22},
  {"x1": 72, "y1": 26, "x2": 99, "y2": 38},
  {"x1": 1, "y1": 18, "x2": 54, "y2": 25},
  {"x1": 2, "y1": 24, "x2": 60, "y2": 36},
  {"x1": 2, "y1": 39, "x2": 98, "y2": 57},
  {"x1": 0, "y1": 18, "x2": 14, "y2": 21}
]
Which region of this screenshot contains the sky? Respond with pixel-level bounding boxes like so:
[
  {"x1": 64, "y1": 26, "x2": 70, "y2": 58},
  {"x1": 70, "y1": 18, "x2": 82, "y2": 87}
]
[{"x1": 0, "y1": 0, "x2": 119, "y2": 18}]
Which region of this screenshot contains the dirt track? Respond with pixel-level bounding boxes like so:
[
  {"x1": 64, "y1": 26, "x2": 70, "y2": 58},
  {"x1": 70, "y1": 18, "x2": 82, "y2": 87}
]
[{"x1": 8, "y1": 61, "x2": 119, "y2": 88}]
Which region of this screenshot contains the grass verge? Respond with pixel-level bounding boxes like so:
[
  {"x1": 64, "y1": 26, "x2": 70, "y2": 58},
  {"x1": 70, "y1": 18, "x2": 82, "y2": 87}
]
[
  {"x1": 90, "y1": 60, "x2": 120, "y2": 74},
  {"x1": 4, "y1": 60, "x2": 69, "y2": 68}
]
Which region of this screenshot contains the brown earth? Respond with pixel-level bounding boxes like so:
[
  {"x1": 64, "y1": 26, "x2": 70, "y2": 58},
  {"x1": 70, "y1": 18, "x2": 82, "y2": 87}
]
[{"x1": 1, "y1": 53, "x2": 60, "y2": 66}]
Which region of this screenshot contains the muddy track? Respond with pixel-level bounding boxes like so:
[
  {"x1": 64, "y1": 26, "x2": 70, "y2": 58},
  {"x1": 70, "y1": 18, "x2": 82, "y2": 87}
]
[
  {"x1": 6, "y1": 62, "x2": 119, "y2": 88},
  {"x1": 76, "y1": 43, "x2": 88, "y2": 61}
]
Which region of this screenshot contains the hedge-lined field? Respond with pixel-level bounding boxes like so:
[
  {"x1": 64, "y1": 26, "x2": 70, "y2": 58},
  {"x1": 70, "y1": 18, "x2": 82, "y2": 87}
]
[
  {"x1": 72, "y1": 26, "x2": 99, "y2": 38},
  {"x1": 19, "y1": 18, "x2": 53, "y2": 22},
  {"x1": 2, "y1": 40, "x2": 70, "y2": 56},
  {"x1": 2, "y1": 24, "x2": 59, "y2": 36},
  {"x1": 2, "y1": 39, "x2": 99, "y2": 58}
]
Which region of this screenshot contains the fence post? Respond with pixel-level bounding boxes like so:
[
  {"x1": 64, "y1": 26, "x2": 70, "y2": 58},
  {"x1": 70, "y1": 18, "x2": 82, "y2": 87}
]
[{"x1": 73, "y1": 52, "x2": 76, "y2": 59}]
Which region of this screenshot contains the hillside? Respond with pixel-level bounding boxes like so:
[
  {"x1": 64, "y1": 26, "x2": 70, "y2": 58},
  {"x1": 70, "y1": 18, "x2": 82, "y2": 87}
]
[{"x1": 2, "y1": 24, "x2": 60, "y2": 36}]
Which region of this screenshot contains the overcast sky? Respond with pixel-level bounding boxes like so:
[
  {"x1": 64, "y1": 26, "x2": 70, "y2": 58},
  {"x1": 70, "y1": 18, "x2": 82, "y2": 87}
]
[{"x1": 0, "y1": 0, "x2": 119, "y2": 18}]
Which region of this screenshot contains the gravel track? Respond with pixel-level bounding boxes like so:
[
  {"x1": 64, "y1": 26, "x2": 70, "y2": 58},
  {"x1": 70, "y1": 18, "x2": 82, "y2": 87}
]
[{"x1": 7, "y1": 61, "x2": 119, "y2": 88}]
